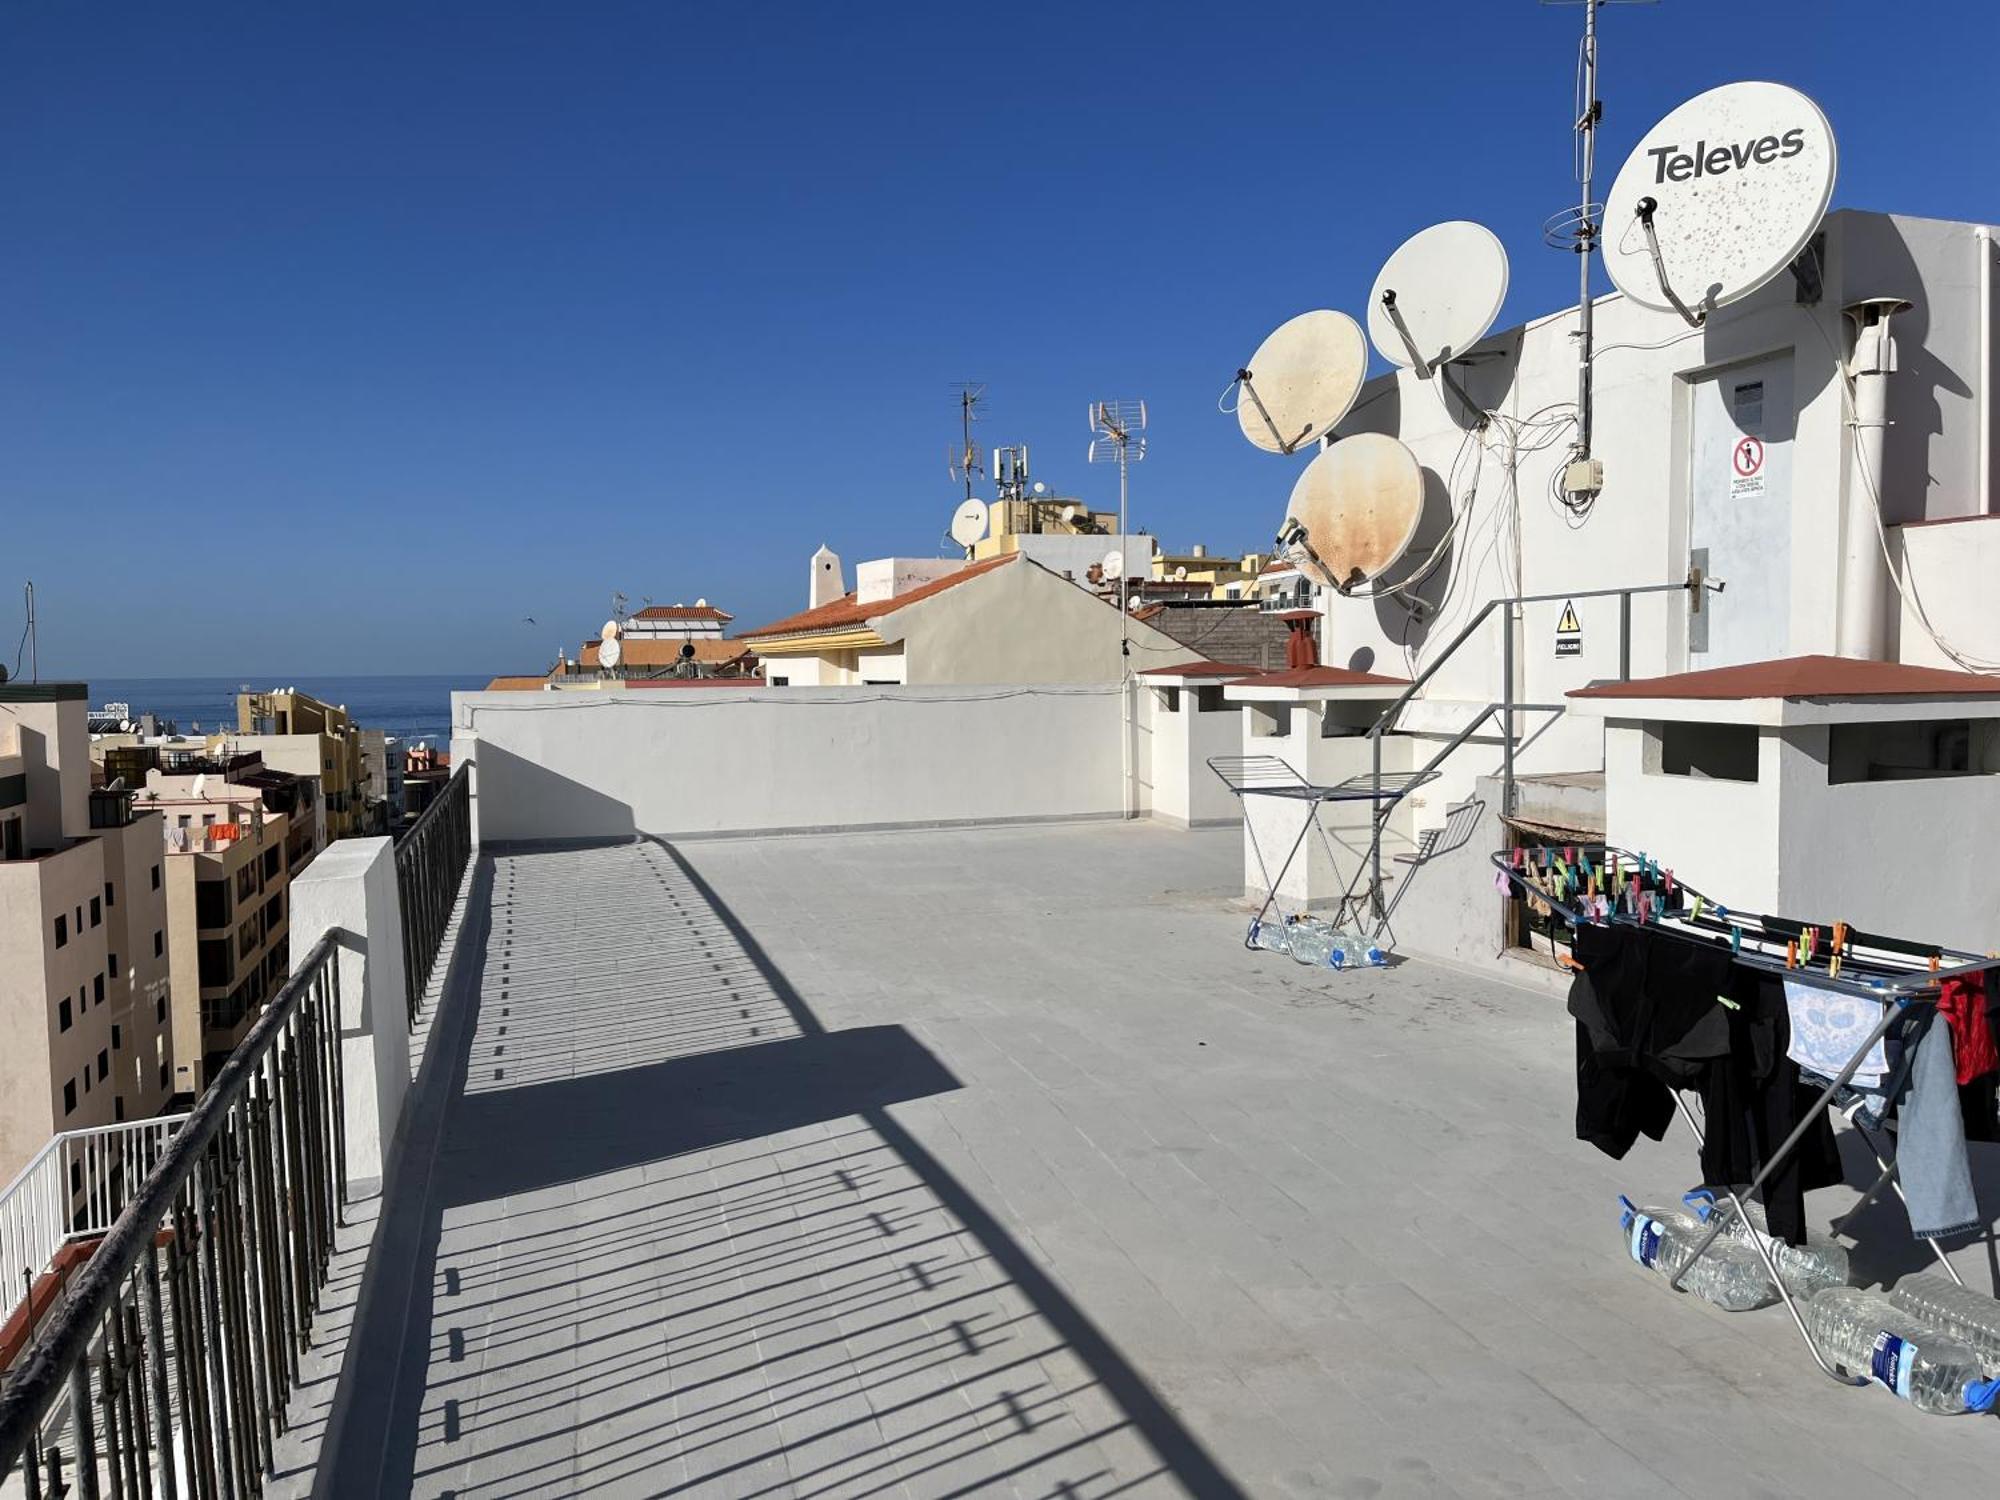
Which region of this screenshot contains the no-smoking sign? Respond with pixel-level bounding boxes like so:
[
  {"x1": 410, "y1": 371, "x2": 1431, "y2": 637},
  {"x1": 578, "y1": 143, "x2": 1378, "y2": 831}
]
[{"x1": 1730, "y1": 436, "x2": 1767, "y2": 499}]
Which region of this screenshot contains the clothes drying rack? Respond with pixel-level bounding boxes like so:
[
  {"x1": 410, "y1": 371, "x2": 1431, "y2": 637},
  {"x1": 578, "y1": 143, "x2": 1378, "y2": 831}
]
[
  {"x1": 1492, "y1": 842, "x2": 2000, "y2": 1386},
  {"x1": 1209, "y1": 755, "x2": 1440, "y2": 956}
]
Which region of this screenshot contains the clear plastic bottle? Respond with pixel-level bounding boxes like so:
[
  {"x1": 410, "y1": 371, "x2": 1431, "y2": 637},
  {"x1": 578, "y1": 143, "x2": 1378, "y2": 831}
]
[
  {"x1": 1618, "y1": 1198, "x2": 1778, "y2": 1312},
  {"x1": 1888, "y1": 1274, "x2": 2000, "y2": 1379},
  {"x1": 1682, "y1": 1191, "x2": 1849, "y2": 1299},
  {"x1": 1328, "y1": 932, "x2": 1387, "y2": 969},
  {"x1": 1248, "y1": 917, "x2": 1289, "y2": 954},
  {"x1": 1286, "y1": 918, "x2": 1336, "y2": 966},
  {"x1": 1804, "y1": 1287, "x2": 2000, "y2": 1414}
]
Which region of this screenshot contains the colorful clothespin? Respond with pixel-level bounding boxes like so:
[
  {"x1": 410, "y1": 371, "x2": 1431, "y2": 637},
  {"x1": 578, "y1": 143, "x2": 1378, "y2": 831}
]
[
  {"x1": 1929, "y1": 953, "x2": 1941, "y2": 973},
  {"x1": 1664, "y1": 868, "x2": 1675, "y2": 897},
  {"x1": 1730, "y1": 927, "x2": 1742, "y2": 957},
  {"x1": 1786, "y1": 940, "x2": 1799, "y2": 969},
  {"x1": 1691, "y1": 895, "x2": 1705, "y2": 922}
]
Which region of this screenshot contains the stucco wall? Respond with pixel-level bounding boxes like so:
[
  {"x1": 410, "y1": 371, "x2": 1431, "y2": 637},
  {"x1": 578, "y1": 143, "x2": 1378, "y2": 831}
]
[
  {"x1": 1893, "y1": 516, "x2": 2000, "y2": 671},
  {"x1": 455, "y1": 684, "x2": 1132, "y2": 842},
  {"x1": 1601, "y1": 719, "x2": 1783, "y2": 910},
  {"x1": 1146, "y1": 686, "x2": 1244, "y2": 828},
  {"x1": 1318, "y1": 211, "x2": 1998, "y2": 833}
]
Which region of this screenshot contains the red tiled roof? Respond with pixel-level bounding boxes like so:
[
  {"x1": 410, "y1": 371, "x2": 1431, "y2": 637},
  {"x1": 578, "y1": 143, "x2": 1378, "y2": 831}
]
[
  {"x1": 1137, "y1": 660, "x2": 1267, "y2": 678},
  {"x1": 1271, "y1": 609, "x2": 1319, "y2": 622},
  {"x1": 1567, "y1": 654, "x2": 2000, "y2": 702},
  {"x1": 484, "y1": 676, "x2": 550, "y2": 692},
  {"x1": 632, "y1": 604, "x2": 732, "y2": 622},
  {"x1": 1246, "y1": 665, "x2": 1411, "y2": 689},
  {"x1": 740, "y1": 554, "x2": 1018, "y2": 640},
  {"x1": 1259, "y1": 559, "x2": 1297, "y2": 577}
]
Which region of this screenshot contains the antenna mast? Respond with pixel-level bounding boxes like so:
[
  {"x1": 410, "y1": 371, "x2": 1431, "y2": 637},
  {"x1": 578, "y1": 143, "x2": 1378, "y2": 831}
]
[
  {"x1": 947, "y1": 382, "x2": 987, "y2": 502},
  {"x1": 1543, "y1": 0, "x2": 1656, "y2": 506}
]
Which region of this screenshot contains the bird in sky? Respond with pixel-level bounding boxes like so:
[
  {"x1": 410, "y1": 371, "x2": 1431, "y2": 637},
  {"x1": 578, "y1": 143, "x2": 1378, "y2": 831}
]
[{"x1": 522, "y1": 616, "x2": 537, "y2": 625}]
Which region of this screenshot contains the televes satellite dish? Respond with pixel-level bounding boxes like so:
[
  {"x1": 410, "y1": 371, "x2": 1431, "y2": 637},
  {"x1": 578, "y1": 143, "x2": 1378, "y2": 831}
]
[
  {"x1": 1602, "y1": 81, "x2": 1836, "y2": 323},
  {"x1": 599, "y1": 635, "x2": 623, "y2": 670},
  {"x1": 601, "y1": 618, "x2": 622, "y2": 641},
  {"x1": 1235, "y1": 310, "x2": 1367, "y2": 455},
  {"x1": 1278, "y1": 434, "x2": 1425, "y2": 594},
  {"x1": 949, "y1": 498, "x2": 990, "y2": 548},
  {"x1": 1103, "y1": 549, "x2": 1125, "y2": 579},
  {"x1": 1368, "y1": 221, "x2": 1509, "y2": 375}
]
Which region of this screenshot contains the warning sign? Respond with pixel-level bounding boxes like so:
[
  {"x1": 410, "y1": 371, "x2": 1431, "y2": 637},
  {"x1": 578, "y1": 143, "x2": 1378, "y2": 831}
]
[
  {"x1": 1730, "y1": 436, "x2": 1766, "y2": 501},
  {"x1": 1555, "y1": 599, "x2": 1582, "y2": 659}
]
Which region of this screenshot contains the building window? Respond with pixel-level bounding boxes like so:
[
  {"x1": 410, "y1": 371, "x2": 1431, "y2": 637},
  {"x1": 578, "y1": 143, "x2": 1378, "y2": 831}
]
[
  {"x1": 1646, "y1": 721, "x2": 1759, "y2": 783},
  {"x1": 151, "y1": 864, "x2": 161, "y2": 890},
  {"x1": 154, "y1": 930, "x2": 165, "y2": 958},
  {"x1": 63, "y1": 1079, "x2": 76, "y2": 1115},
  {"x1": 157, "y1": 995, "x2": 166, "y2": 1024},
  {"x1": 105, "y1": 881, "x2": 115, "y2": 909},
  {"x1": 195, "y1": 879, "x2": 229, "y2": 928},
  {"x1": 1250, "y1": 704, "x2": 1292, "y2": 738},
  {"x1": 82, "y1": 1068, "x2": 90, "y2": 1095},
  {"x1": 97, "y1": 1049, "x2": 109, "y2": 1082},
  {"x1": 115, "y1": 1097, "x2": 125, "y2": 1122},
  {"x1": 54, "y1": 913, "x2": 67, "y2": 948},
  {"x1": 69, "y1": 1162, "x2": 81, "y2": 1195},
  {"x1": 90, "y1": 895, "x2": 102, "y2": 927},
  {"x1": 112, "y1": 1024, "x2": 122, "y2": 1051},
  {"x1": 94, "y1": 973, "x2": 105, "y2": 1005},
  {"x1": 1195, "y1": 685, "x2": 1227, "y2": 712},
  {"x1": 108, "y1": 952, "x2": 118, "y2": 977},
  {"x1": 59, "y1": 997, "x2": 72, "y2": 1031}
]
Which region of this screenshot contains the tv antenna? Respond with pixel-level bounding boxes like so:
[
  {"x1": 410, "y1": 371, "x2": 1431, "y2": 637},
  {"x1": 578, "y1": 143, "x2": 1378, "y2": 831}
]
[
  {"x1": 1229, "y1": 311, "x2": 1367, "y2": 455},
  {"x1": 947, "y1": 382, "x2": 987, "y2": 500},
  {"x1": 610, "y1": 591, "x2": 629, "y2": 624},
  {"x1": 1087, "y1": 400, "x2": 1147, "y2": 630},
  {"x1": 1541, "y1": 0, "x2": 1659, "y2": 501}
]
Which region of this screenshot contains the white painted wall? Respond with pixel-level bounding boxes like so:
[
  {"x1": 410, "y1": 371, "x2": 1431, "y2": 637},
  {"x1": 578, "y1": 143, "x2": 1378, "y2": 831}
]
[
  {"x1": 1145, "y1": 685, "x2": 1243, "y2": 828},
  {"x1": 1318, "y1": 211, "x2": 1999, "y2": 834},
  {"x1": 289, "y1": 837, "x2": 410, "y2": 1192},
  {"x1": 454, "y1": 684, "x2": 1132, "y2": 841},
  {"x1": 1600, "y1": 718, "x2": 1783, "y2": 910},
  {"x1": 1892, "y1": 517, "x2": 2000, "y2": 671}
]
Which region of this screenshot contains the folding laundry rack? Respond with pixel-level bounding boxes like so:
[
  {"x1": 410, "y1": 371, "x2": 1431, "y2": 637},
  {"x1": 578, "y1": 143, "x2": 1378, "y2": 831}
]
[
  {"x1": 1209, "y1": 755, "x2": 1439, "y2": 955},
  {"x1": 1493, "y1": 842, "x2": 2000, "y2": 1385}
]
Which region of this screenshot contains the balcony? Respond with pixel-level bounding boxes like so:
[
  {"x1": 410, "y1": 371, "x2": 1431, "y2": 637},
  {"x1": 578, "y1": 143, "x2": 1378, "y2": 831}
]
[{"x1": 6, "y1": 705, "x2": 2000, "y2": 1497}]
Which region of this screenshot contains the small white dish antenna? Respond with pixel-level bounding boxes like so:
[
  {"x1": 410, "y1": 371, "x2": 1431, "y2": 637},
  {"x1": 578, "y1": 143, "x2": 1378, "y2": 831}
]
[
  {"x1": 1368, "y1": 221, "x2": 1509, "y2": 375},
  {"x1": 191, "y1": 773, "x2": 207, "y2": 800},
  {"x1": 1602, "y1": 80, "x2": 1836, "y2": 325},
  {"x1": 601, "y1": 619, "x2": 622, "y2": 641},
  {"x1": 1103, "y1": 549, "x2": 1125, "y2": 579},
  {"x1": 599, "y1": 635, "x2": 623, "y2": 670},
  {"x1": 1032, "y1": 481, "x2": 1047, "y2": 495},
  {"x1": 949, "y1": 498, "x2": 990, "y2": 548},
  {"x1": 1234, "y1": 310, "x2": 1367, "y2": 455},
  {"x1": 1277, "y1": 434, "x2": 1425, "y2": 594},
  {"x1": 1173, "y1": 565, "x2": 1188, "y2": 582}
]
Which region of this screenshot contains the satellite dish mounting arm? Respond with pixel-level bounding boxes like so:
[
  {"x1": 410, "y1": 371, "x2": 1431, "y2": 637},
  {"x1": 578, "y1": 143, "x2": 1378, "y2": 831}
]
[
  {"x1": 1633, "y1": 197, "x2": 1709, "y2": 329},
  {"x1": 1381, "y1": 289, "x2": 1487, "y2": 429},
  {"x1": 1234, "y1": 368, "x2": 1310, "y2": 455}
]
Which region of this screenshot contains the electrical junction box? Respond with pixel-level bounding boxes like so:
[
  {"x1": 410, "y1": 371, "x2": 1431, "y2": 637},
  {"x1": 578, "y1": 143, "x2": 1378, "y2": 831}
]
[{"x1": 1562, "y1": 457, "x2": 1605, "y2": 497}]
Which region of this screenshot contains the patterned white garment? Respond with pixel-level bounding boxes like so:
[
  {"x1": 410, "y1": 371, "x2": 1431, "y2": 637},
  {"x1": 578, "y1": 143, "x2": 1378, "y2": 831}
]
[{"x1": 1784, "y1": 977, "x2": 1891, "y2": 1085}]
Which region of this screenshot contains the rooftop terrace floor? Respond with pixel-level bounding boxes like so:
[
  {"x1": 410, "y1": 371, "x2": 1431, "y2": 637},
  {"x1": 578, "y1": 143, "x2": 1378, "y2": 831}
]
[{"x1": 332, "y1": 822, "x2": 2000, "y2": 1497}]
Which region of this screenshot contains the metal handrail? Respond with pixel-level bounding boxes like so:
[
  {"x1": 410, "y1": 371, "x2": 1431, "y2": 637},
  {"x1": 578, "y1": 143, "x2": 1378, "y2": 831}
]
[
  {"x1": 395, "y1": 760, "x2": 471, "y2": 1026},
  {"x1": 0, "y1": 931, "x2": 346, "y2": 1493}
]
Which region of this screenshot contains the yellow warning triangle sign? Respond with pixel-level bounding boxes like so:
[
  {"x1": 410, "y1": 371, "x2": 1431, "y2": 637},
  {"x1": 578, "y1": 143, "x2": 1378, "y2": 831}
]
[{"x1": 1556, "y1": 601, "x2": 1581, "y2": 634}]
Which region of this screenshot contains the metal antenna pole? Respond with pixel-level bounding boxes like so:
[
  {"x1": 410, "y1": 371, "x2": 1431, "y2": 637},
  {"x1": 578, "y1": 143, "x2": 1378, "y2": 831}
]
[
  {"x1": 1088, "y1": 401, "x2": 1147, "y2": 820},
  {"x1": 1575, "y1": 0, "x2": 1599, "y2": 458}
]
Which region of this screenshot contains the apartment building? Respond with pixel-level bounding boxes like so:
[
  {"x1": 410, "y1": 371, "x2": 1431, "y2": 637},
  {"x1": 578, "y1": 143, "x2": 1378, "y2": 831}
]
[
  {"x1": 0, "y1": 684, "x2": 174, "y2": 1185},
  {"x1": 230, "y1": 687, "x2": 369, "y2": 838},
  {"x1": 145, "y1": 768, "x2": 295, "y2": 1094}
]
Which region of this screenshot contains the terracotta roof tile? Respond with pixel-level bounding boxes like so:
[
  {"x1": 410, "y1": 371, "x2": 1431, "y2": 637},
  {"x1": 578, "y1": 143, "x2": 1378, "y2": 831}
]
[
  {"x1": 1247, "y1": 665, "x2": 1410, "y2": 689},
  {"x1": 632, "y1": 604, "x2": 732, "y2": 621},
  {"x1": 1567, "y1": 654, "x2": 2000, "y2": 701},
  {"x1": 740, "y1": 554, "x2": 1017, "y2": 639},
  {"x1": 484, "y1": 675, "x2": 552, "y2": 692},
  {"x1": 1137, "y1": 660, "x2": 1267, "y2": 678},
  {"x1": 579, "y1": 638, "x2": 754, "y2": 669}
]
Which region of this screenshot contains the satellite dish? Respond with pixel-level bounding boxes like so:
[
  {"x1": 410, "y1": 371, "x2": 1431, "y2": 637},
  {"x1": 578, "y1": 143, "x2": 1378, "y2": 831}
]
[
  {"x1": 1278, "y1": 434, "x2": 1425, "y2": 594},
  {"x1": 1173, "y1": 565, "x2": 1188, "y2": 582},
  {"x1": 191, "y1": 773, "x2": 207, "y2": 800},
  {"x1": 1602, "y1": 81, "x2": 1836, "y2": 322},
  {"x1": 599, "y1": 635, "x2": 623, "y2": 670},
  {"x1": 1235, "y1": 310, "x2": 1367, "y2": 455},
  {"x1": 1032, "y1": 481, "x2": 1047, "y2": 495},
  {"x1": 949, "y1": 498, "x2": 990, "y2": 548},
  {"x1": 1103, "y1": 549, "x2": 1125, "y2": 579},
  {"x1": 601, "y1": 619, "x2": 622, "y2": 641},
  {"x1": 1368, "y1": 221, "x2": 1509, "y2": 375}
]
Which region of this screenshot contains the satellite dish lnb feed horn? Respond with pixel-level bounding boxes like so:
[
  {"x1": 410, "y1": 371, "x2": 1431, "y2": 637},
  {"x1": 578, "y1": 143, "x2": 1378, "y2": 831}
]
[{"x1": 1632, "y1": 195, "x2": 1709, "y2": 328}]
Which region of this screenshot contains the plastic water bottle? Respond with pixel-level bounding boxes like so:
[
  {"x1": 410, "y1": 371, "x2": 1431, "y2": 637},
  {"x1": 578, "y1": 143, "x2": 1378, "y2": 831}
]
[
  {"x1": 1682, "y1": 1191, "x2": 1849, "y2": 1299},
  {"x1": 1618, "y1": 1198, "x2": 1777, "y2": 1312},
  {"x1": 1286, "y1": 918, "x2": 1337, "y2": 967},
  {"x1": 1804, "y1": 1287, "x2": 2000, "y2": 1414},
  {"x1": 1329, "y1": 933, "x2": 1387, "y2": 969},
  {"x1": 1888, "y1": 1274, "x2": 2000, "y2": 1378},
  {"x1": 1248, "y1": 917, "x2": 1289, "y2": 954}
]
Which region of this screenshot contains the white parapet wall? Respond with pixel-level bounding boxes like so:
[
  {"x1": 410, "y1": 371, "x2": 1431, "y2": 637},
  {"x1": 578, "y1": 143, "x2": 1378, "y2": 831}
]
[{"x1": 452, "y1": 683, "x2": 1136, "y2": 842}]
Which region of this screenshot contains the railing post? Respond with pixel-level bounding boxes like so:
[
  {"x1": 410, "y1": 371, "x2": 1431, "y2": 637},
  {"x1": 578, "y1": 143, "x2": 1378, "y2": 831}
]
[
  {"x1": 1619, "y1": 589, "x2": 1633, "y2": 682},
  {"x1": 1502, "y1": 600, "x2": 1517, "y2": 820}
]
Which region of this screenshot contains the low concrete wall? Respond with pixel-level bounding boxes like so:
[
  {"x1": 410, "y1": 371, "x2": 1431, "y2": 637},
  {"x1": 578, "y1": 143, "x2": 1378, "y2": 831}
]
[
  {"x1": 453, "y1": 684, "x2": 1131, "y2": 842},
  {"x1": 289, "y1": 837, "x2": 410, "y2": 1193}
]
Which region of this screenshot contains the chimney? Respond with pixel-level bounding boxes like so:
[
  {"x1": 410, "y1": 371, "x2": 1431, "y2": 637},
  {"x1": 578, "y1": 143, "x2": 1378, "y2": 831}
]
[{"x1": 810, "y1": 544, "x2": 844, "y2": 608}]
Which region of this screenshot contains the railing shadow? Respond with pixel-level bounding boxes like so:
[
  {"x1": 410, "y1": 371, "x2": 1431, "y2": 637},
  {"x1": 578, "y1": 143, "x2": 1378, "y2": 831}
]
[{"x1": 325, "y1": 833, "x2": 1245, "y2": 1499}]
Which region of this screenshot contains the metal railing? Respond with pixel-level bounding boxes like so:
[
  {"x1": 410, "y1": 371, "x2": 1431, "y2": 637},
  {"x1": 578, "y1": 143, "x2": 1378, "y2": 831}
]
[
  {"x1": 0, "y1": 932, "x2": 346, "y2": 1500},
  {"x1": 394, "y1": 761, "x2": 470, "y2": 1027},
  {"x1": 2, "y1": 1119, "x2": 189, "y2": 1331}
]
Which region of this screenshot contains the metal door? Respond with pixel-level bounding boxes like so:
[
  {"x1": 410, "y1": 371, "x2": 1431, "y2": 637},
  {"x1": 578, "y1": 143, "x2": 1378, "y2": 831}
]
[{"x1": 1689, "y1": 355, "x2": 1794, "y2": 667}]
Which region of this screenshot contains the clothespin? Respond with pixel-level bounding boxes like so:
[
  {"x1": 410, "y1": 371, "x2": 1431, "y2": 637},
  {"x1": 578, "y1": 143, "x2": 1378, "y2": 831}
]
[
  {"x1": 1786, "y1": 940, "x2": 1798, "y2": 969},
  {"x1": 1691, "y1": 895, "x2": 1705, "y2": 922},
  {"x1": 1664, "y1": 868, "x2": 1675, "y2": 896},
  {"x1": 1637, "y1": 891, "x2": 1650, "y2": 923},
  {"x1": 1928, "y1": 953, "x2": 1941, "y2": 973},
  {"x1": 1629, "y1": 874, "x2": 1640, "y2": 909},
  {"x1": 1730, "y1": 927, "x2": 1742, "y2": 957},
  {"x1": 1512, "y1": 846, "x2": 1524, "y2": 869}
]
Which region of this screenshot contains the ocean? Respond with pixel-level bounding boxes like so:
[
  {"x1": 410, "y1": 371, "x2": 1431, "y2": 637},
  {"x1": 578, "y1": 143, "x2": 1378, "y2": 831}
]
[{"x1": 85, "y1": 675, "x2": 488, "y2": 748}]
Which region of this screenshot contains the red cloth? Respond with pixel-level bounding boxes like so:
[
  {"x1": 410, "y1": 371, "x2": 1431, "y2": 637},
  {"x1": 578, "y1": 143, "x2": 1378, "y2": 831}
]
[{"x1": 1938, "y1": 972, "x2": 1999, "y2": 1085}]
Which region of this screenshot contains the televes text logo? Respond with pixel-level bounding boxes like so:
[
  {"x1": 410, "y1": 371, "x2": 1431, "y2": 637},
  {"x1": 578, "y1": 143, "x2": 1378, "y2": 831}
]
[{"x1": 1647, "y1": 128, "x2": 1808, "y2": 184}]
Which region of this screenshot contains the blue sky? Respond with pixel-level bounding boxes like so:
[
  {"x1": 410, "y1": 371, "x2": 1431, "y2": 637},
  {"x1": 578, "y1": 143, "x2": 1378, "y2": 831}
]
[{"x1": 4, "y1": 1, "x2": 1996, "y2": 677}]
